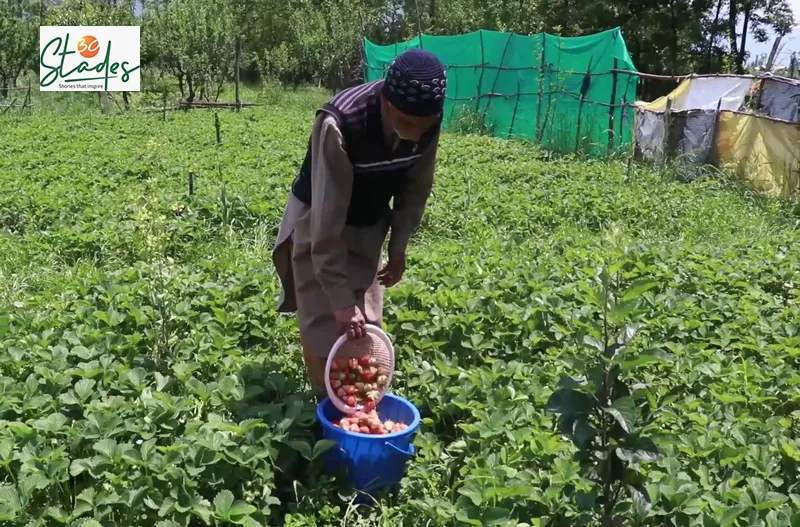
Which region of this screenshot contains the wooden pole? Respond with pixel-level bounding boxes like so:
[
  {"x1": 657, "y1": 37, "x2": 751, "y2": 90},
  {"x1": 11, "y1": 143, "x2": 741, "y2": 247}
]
[
  {"x1": 23, "y1": 82, "x2": 31, "y2": 111},
  {"x1": 508, "y1": 76, "x2": 521, "y2": 138},
  {"x1": 475, "y1": 29, "x2": 485, "y2": 115},
  {"x1": 235, "y1": 35, "x2": 241, "y2": 112},
  {"x1": 662, "y1": 96, "x2": 673, "y2": 165},
  {"x1": 535, "y1": 33, "x2": 546, "y2": 142},
  {"x1": 607, "y1": 58, "x2": 619, "y2": 153},
  {"x1": 708, "y1": 98, "x2": 723, "y2": 164}
]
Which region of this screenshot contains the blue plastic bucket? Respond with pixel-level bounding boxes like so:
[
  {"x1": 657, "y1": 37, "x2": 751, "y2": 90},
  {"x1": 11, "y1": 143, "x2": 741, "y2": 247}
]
[{"x1": 316, "y1": 393, "x2": 420, "y2": 494}]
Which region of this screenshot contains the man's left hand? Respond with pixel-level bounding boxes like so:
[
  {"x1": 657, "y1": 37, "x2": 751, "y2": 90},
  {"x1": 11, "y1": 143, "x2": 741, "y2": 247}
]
[{"x1": 378, "y1": 252, "x2": 406, "y2": 287}]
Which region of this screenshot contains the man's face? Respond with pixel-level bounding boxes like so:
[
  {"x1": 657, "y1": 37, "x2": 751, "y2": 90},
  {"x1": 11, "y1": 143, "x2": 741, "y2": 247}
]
[{"x1": 383, "y1": 97, "x2": 440, "y2": 143}]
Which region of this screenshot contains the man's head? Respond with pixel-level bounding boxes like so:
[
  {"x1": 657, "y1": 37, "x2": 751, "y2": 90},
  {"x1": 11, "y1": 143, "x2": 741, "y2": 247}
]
[{"x1": 380, "y1": 48, "x2": 446, "y2": 143}]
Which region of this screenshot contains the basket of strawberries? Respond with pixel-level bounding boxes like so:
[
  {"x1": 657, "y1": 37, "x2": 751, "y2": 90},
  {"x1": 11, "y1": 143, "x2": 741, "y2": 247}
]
[{"x1": 323, "y1": 324, "x2": 395, "y2": 414}]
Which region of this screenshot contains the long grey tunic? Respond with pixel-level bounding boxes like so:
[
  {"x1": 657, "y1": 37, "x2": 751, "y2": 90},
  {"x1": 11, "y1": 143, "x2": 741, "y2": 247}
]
[{"x1": 272, "y1": 109, "x2": 439, "y2": 358}]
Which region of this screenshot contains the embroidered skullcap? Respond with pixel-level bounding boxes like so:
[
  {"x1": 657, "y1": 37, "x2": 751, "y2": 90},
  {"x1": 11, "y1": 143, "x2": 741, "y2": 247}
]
[{"x1": 382, "y1": 48, "x2": 446, "y2": 117}]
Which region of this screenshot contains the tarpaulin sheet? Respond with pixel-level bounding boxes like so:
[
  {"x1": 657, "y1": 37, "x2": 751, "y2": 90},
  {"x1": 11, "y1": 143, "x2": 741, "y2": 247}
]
[
  {"x1": 759, "y1": 79, "x2": 800, "y2": 123},
  {"x1": 714, "y1": 111, "x2": 800, "y2": 200},
  {"x1": 638, "y1": 76, "x2": 753, "y2": 112}
]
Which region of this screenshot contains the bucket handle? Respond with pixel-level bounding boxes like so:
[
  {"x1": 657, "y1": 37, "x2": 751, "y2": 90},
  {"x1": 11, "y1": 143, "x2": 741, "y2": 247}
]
[{"x1": 384, "y1": 441, "x2": 415, "y2": 457}]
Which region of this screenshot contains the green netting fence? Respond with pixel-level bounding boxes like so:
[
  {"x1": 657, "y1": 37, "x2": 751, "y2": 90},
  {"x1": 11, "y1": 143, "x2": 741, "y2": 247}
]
[{"x1": 364, "y1": 27, "x2": 639, "y2": 155}]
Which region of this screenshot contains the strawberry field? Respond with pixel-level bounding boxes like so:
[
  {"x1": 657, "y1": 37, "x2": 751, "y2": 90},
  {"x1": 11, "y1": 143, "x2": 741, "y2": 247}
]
[{"x1": 1, "y1": 91, "x2": 800, "y2": 527}]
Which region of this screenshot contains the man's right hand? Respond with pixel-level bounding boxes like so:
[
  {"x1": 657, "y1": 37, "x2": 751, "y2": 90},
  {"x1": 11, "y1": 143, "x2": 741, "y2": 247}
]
[{"x1": 334, "y1": 305, "x2": 366, "y2": 339}]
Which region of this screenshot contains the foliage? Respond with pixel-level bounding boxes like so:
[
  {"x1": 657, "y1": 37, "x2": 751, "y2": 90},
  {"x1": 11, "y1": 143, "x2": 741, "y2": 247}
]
[
  {"x1": 1, "y1": 92, "x2": 800, "y2": 525},
  {"x1": 0, "y1": 0, "x2": 39, "y2": 96},
  {"x1": 142, "y1": 0, "x2": 237, "y2": 102},
  {"x1": 1, "y1": 0, "x2": 797, "y2": 100}
]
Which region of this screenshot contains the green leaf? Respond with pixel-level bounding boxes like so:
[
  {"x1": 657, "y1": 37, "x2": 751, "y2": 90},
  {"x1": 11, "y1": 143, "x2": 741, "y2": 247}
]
[
  {"x1": 311, "y1": 440, "x2": 336, "y2": 460},
  {"x1": 286, "y1": 440, "x2": 312, "y2": 460},
  {"x1": 616, "y1": 436, "x2": 659, "y2": 463},
  {"x1": 622, "y1": 279, "x2": 659, "y2": 301},
  {"x1": 74, "y1": 379, "x2": 96, "y2": 400},
  {"x1": 0, "y1": 486, "x2": 21, "y2": 511},
  {"x1": 583, "y1": 335, "x2": 604, "y2": 352},
  {"x1": 458, "y1": 480, "x2": 484, "y2": 507},
  {"x1": 719, "y1": 506, "x2": 746, "y2": 526},
  {"x1": 623, "y1": 350, "x2": 668, "y2": 370},
  {"x1": 610, "y1": 299, "x2": 640, "y2": 325},
  {"x1": 604, "y1": 397, "x2": 636, "y2": 433},
  {"x1": 573, "y1": 418, "x2": 597, "y2": 448},
  {"x1": 629, "y1": 484, "x2": 651, "y2": 519},
  {"x1": 229, "y1": 501, "x2": 257, "y2": 517},
  {"x1": 93, "y1": 439, "x2": 117, "y2": 459},
  {"x1": 546, "y1": 389, "x2": 593, "y2": 417},
  {"x1": 214, "y1": 489, "x2": 234, "y2": 516},
  {"x1": 455, "y1": 506, "x2": 483, "y2": 526},
  {"x1": 482, "y1": 507, "x2": 511, "y2": 525},
  {"x1": 72, "y1": 520, "x2": 103, "y2": 527}
]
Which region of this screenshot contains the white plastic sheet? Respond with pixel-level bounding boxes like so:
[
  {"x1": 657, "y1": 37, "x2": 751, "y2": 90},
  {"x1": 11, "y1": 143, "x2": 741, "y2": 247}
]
[{"x1": 670, "y1": 77, "x2": 753, "y2": 112}]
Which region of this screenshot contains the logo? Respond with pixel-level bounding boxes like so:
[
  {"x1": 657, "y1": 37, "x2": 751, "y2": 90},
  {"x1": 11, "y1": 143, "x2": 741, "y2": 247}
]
[{"x1": 40, "y1": 26, "x2": 140, "y2": 92}]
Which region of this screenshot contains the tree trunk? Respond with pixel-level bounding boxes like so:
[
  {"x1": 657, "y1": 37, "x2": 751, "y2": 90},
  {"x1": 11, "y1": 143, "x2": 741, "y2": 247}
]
[
  {"x1": 705, "y1": 0, "x2": 724, "y2": 72},
  {"x1": 765, "y1": 35, "x2": 782, "y2": 71},
  {"x1": 187, "y1": 75, "x2": 195, "y2": 103},
  {"x1": 728, "y1": 0, "x2": 739, "y2": 70},
  {"x1": 736, "y1": 4, "x2": 752, "y2": 73},
  {"x1": 669, "y1": 0, "x2": 678, "y2": 74}
]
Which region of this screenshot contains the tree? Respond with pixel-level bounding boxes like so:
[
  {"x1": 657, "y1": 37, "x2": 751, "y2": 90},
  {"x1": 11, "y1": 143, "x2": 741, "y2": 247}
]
[
  {"x1": 143, "y1": 0, "x2": 236, "y2": 101},
  {"x1": 0, "y1": 0, "x2": 40, "y2": 98},
  {"x1": 728, "y1": 0, "x2": 795, "y2": 73}
]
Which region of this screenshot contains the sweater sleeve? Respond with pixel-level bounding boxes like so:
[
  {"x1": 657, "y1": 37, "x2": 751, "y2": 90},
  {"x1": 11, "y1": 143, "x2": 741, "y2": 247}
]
[
  {"x1": 309, "y1": 113, "x2": 356, "y2": 312},
  {"x1": 387, "y1": 129, "x2": 440, "y2": 256}
]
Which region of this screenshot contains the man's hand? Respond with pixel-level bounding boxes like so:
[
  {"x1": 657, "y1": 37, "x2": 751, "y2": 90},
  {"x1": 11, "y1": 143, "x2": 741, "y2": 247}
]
[
  {"x1": 378, "y1": 252, "x2": 406, "y2": 288},
  {"x1": 334, "y1": 304, "x2": 366, "y2": 339}
]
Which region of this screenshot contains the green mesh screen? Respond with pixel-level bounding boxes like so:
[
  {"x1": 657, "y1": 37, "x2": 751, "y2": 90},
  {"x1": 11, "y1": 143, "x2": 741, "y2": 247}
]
[{"x1": 364, "y1": 28, "x2": 639, "y2": 155}]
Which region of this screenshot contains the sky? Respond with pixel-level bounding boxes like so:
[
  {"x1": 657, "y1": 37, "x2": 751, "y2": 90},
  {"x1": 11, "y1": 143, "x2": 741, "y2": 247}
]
[{"x1": 748, "y1": 0, "x2": 800, "y2": 67}]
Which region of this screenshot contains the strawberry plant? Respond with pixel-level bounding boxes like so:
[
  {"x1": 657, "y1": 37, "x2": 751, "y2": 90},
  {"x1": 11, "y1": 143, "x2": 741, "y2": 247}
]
[{"x1": 1, "y1": 89, "x2": 799, "y2": 526}]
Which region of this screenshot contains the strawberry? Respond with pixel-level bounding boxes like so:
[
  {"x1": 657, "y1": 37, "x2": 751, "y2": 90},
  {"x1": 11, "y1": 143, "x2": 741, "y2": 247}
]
[
  {"x1": 343, "y1": 385, "x2": 356, "y2": 395},
  {"x1": 364, "y1": 400, "x2": 375, "y2": 412},
  {"x1": 368, "y1": 357, "x2": 378, "y2": 367},
  {"x1": 348, "y1": 358, "x2": 359, "y2": 370},
  {"x1": 359, "y1": 426, "x2": 370, "y2": 434},
  {"x1": 331, "y1": 379, "x2": 342, "y2": 390},
  {"x1": 359, "y1": 355, "x2": 371, "y2": 367},
  {"x1": 354, "y1": 382, "x2": 365, "y2": 393},
  {"x1": 362, "y1": 367, "x2": 376, "y2": 382},
  {"x1": 376, "y1": 375, "x2": 388, "y2": 387},
  {"x1": 331, "y1": 361, "x2": 340, "y2": 371},
  {"x1": 336, "y1": 387, "x2": 346, "y2": 398},
  {"x1": 384, "y1": 420, "x2": 395, "y2": 433},
  {"x1": 346, "y1": 395, "x2": 357, "y2": 407},
  {"x1": 377, "y1": 367, "x2": 387, "y2": 377}
]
